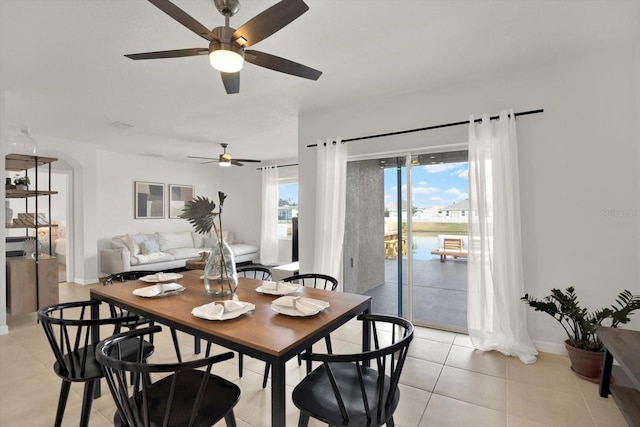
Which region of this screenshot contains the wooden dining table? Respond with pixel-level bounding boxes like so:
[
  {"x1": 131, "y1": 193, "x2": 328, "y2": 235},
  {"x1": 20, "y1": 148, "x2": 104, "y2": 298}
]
[{"x1": 90, "y1": 269, "x2": 372, "y2": 426}]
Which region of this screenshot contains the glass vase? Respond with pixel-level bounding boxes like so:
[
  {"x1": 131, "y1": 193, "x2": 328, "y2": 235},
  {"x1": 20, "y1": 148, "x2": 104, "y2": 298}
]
[{"x1": 203, "y1": 240, "x2": 238, "y2": 296}]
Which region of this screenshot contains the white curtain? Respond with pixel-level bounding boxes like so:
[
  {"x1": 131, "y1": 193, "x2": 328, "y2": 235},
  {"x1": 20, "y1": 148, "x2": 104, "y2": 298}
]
[
  {"x1": 467, "y1": 110, "x2": 538, "y2": 364},
  {"x1": 260, "y1": 166, "x2": 279, "y2": 265},
  {"x1": 313, "y1": 138, "x2": 347, "y2": 288}
]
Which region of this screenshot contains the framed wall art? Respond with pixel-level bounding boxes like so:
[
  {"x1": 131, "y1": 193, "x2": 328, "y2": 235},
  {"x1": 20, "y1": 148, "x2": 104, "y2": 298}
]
[
  {"x1": 135, "y1": 181, "x2": 165, "y2": 219},
  {"x1": 169, "y1": 184, "x2": 195, "y2": 219}
]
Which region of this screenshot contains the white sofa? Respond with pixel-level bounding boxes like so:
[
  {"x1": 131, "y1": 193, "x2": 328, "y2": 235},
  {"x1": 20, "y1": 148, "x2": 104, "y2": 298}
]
[{"x1": 100, "y1": 230, "x2": 259, "y2": 274}]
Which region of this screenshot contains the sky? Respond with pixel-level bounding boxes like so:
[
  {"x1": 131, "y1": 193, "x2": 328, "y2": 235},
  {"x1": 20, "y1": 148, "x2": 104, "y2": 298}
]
[
  {"x1": 278, "y1": 182, "x2": 298, "y2": 205},
  {"x1": 384, "y1": 161, "x2": 469, "y2": 210},
  {"x1": 277, "y1": 161, "x2": 468, "y2": 210}
]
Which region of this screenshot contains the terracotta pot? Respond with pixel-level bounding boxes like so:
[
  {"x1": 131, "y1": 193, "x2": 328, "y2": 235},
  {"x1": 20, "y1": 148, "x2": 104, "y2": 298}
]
[{"x1": 564, "y1": 341, "x2": 604, "y2": 381}]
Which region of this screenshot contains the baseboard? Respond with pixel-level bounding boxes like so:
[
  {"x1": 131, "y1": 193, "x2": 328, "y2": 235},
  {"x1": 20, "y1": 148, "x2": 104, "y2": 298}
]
[
  {"x1": 533, "y1": 340, "x2": 568, "y2": 356},
  {"x1": 73, "y1": 277, "x2": 100, "y2": 285},
  {"x1": 0, "y1": 325, "x2": 9, "y2": 336}
]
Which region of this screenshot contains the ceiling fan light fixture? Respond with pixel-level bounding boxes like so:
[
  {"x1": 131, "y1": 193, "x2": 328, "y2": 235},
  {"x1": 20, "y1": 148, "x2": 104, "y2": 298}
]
[
  {"x1": 209, "y1": 43, "x2": 244, "y2": 73},
  {"x1": 219, "y1": 158, "x2": 232, "y2": 167}
]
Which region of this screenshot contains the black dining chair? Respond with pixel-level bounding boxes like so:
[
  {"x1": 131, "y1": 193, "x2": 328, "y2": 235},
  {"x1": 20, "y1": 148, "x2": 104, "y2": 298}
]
[
  {"x1": 103, "y1": 270, "x2": 185, "y2": 362},
  {"x1": 237, "y1": 265, "x2": 272, "y2": 280},
  {"x1": 258, "y1": 273, "x2": 338, "y2": 388},
  {"x1": 97, "y1": 325, "x2": 241, "y2": 427},
  {"x1": 38, "y1": 300, "x2": 155, "y2": 427},
  {"x1": 207, "y1": 265, "x2": 273, "y2": 384},
  {"x1": 293, "y1": 314, "x2": 414, "y2": 427}
]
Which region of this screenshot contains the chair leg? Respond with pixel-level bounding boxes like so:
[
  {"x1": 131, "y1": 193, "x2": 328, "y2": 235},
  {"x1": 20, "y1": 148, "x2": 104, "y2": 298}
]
[
  {"x1": 325, "y1": 335, "x2": 333, "y2": 353},
  {"x1": 205, "y1": 341, "x2": 212, "y2": 357},
  {"x1": 194, "y1": 336, "x2": 201, "y2": 354},
  {"x1": 224, "y1": 411, "x2": 237, "y2": 427},
  {"x1": 54, "y1": 380, "x2": 71, "y2": 427},
  {"x1": 149, "y1": 320, "x2": 155, "y2": 344},
  {"x1": 305, "y1": 348, "x2": 312, "y2": 374},
  {"x1": 262, "y1": 363, "x2": 271, "y2": 389},
  {"x1": 79, "y1": 380, "x2": 97, "y2": 427},
  {"x1": 298, "y1": 412, "x2": 310, "y2": 427},
  {"x1": 170, "y1": 328, "x2": 182, "y2": 362},
  {"x1": 238, "y1": 352, "x2": 244, "y2": 377}
]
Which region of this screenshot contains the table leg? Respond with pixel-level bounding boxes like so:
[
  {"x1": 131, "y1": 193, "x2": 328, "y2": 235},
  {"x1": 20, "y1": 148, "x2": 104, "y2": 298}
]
[
  {"x1": 363, "y1": 302, "x2": 371, "y2": 368},
  {"x1": 270, "y1": 359, "x2": 286, "y2": 426},
  {"x1": 599, "y1": 348, "x2": 613, "y2": 397}
]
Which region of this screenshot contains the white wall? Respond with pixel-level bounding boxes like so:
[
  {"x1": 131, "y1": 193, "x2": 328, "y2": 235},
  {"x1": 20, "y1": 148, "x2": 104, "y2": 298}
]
[
  {"x1": 0, "y1": 141, "x2": 263, "y2": 284},
  {"x1": 94, "y1": 150, "x2": 262, "y2": 274},
  {"x1": 298, "y1": 44, "x2": 640, "y2": 351},
  {"x1": 1, "y1": 90, "x2": 7, "y2": 334}
]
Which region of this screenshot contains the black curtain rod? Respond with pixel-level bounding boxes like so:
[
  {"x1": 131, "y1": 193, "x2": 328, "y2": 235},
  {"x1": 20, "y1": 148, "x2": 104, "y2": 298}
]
[
  {"x1": 256, "y1": 163, "x2": 298, "y2": 170},
  {"x1": 306, "y1": 108, "x2": 544, "y2": 148}
]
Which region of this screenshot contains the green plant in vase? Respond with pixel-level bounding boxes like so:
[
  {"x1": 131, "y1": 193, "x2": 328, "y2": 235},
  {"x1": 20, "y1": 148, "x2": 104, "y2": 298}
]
[
  {"x1": 180, "y1": 192, "x2": 238, "y2": 296},
  {"x1": 522, "y1": 287, "x2": 640, "y2": 380},
  {"x1": 13, "y1": 175, "x2": 30, "y2": 189}
]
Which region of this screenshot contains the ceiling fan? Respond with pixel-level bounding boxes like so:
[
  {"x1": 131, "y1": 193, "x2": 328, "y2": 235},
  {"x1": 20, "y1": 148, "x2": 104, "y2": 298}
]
[
  {"x1": 125, "y1": 0, "x2": 322, "y2": 94},
  {"x1": 189, "y1": 143, "x2": 261, "y2": 167}
]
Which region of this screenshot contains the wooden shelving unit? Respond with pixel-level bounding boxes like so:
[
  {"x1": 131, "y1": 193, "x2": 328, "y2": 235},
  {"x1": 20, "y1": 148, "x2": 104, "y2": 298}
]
[{"x1": 5, "y1": 153, "x2": 59, "y2": 313}]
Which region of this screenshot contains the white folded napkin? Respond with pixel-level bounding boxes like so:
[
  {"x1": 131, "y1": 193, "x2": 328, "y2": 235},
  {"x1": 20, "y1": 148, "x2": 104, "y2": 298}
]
[
  {"x1": 261, "y1": 281, "x2": 300, "y2": 293},
  {"x1": 144, "y1": 272, "x2": 182, "y2": 282},
  {"x1": 272, "y1": 296, "x2": 325, "y2": 315},
  {"x1": 192, "y1": 300, "x2": 247, "y2": 320},
  {"x1": 134, "y1": 283, "x2": 184, "y2": 297}
]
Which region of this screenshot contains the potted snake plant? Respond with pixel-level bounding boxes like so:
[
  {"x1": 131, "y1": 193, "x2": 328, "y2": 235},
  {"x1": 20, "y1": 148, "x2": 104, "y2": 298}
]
[{"x1": 522, "y1": 287, "x2": 640, "y2": 381}]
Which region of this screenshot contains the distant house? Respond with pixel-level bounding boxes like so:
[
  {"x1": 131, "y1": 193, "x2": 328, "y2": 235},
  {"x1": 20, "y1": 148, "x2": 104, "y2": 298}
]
[
  {"x1": 385, "y1": 200, "x2": 408, "y2": 219},
  {"x1": 437, "y1": 200, "x2": 469, "y2": 222}
]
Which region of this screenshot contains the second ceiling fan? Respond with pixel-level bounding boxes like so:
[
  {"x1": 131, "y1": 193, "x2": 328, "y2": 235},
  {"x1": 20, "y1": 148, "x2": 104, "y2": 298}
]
[
  {"x1": 125, "y1": 0, "x2": 322, "y2": 94},
  {"x1": 189, "y1": 143, "x2": 260, "y2": 167}
]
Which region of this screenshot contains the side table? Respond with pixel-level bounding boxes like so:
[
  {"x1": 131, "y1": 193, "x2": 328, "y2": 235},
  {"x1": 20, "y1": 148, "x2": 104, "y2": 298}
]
[
  {"x1": 185, "y1": 258, "x2": 207, "y2": 270},
  {"x1": 597, "y1": 326, "x2": 640, "y2": 426},
  {"x1": 272, "y1": 261, "x2": 299, "y2": 281}
]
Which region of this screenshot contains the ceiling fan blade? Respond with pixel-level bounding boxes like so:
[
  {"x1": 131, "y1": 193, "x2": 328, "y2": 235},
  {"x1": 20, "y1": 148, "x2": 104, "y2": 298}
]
[
  {"x1": 230, "y1": 160, "x2": 245, "y2": 166},
  {"x1": 232, "y1": 0, "x2": 308, "y2": 48},
  {"x1": 188, "y1": 156, "x2": 217, "y2": 160},
  {"x1": 234, "y1": 158, "x2": 261, "y2": 163},
  {"x1": 201, "y1": 160, "x2": 219, "y2": 164},
  {"x1": 221, "y1": 72, "x2": 240, "y2": 94},
  {"x1": 148, "y1": 0, "x2": 218, "y2": 42},
  {"x1": 125, "y1": 48, "x2": 208, "y2": 60},
  {"x1": 245, "y1": 50, "x2": 322, "y2": 80}
]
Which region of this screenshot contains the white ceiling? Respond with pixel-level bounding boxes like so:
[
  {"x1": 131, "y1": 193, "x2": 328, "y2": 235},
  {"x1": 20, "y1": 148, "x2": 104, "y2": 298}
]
[{"x1": 1, "y1": 0, "x2": 638, "y2": 164}]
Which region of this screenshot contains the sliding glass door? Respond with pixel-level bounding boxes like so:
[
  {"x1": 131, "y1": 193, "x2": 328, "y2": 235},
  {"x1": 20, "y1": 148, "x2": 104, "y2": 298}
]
[{"x1": 343, "y1": 149, "x2": 468, "y2": 332}]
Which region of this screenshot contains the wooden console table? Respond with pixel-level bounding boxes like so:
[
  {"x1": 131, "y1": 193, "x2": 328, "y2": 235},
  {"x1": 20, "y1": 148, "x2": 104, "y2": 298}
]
[
  {"x1": 6, "y1": 254, "x2": 58, "y2": 315},
  {"x1": 597, "y1": 326, "x2": 640, "y2": 426}
]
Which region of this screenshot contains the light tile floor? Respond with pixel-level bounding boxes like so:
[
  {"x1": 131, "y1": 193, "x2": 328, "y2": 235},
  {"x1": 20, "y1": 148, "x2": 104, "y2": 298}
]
[{"x1": 0, "y1": 282, "x2": 627, "y2": 427}]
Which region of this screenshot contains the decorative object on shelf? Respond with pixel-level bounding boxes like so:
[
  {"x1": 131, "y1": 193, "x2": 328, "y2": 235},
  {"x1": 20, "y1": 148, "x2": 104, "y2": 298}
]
[
  {"x1": 5, "y1": 177, "x2": 12, "y2": 189},
  {"x1": 5, "y1": 200, "x2": 13, "y2": 225},
  {"x1": 168, "y1": 184, "x2": 195, "y2": 219},
  {"x1": 12, "y1": 213, "x2": 48, "y2": 227},
  {"x1": 180, "y1": 192, "x2": 238, "y2": 296},
  {"x1": 522, "y1": 287, "x2": 640, "y2": 381},
  {"x1": 13, "y1": 175, "x2": 30, "y2": 190},
  {"x1": 134, "y1": 181, "x2": 165, "y2": 219},
  {"x1": 23, "y1": 237, "x2": 41, "y2": 259}
]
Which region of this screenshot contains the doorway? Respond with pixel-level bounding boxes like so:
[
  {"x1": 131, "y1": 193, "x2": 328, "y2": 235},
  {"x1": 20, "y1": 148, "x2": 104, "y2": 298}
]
[{"x1": 343, "y1": 149, "x2": 468, "y2": 332}]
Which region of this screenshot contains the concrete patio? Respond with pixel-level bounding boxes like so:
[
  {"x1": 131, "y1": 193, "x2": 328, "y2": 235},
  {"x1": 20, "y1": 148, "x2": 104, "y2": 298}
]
[{"x1": 363, "y1": 256, "x2": 468, "y2": 333}]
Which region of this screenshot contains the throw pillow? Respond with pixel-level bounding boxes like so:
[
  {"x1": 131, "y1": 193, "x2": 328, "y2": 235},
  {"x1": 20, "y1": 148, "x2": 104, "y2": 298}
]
[
  {"x1": 120, "y1": 235, "x2": 140, "y2": 254},
  {"x1": 141, "y1": 239, "x2": 160, "y2": 255}
]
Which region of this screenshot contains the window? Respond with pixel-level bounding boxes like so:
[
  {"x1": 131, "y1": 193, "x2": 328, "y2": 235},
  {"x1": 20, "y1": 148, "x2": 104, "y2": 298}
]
[{"x1": 278, "y1": 182, "x2": 298, "y2": 237}]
